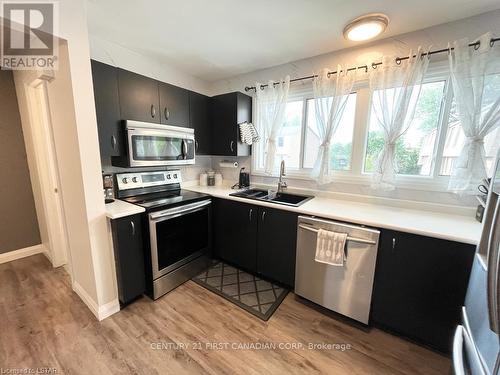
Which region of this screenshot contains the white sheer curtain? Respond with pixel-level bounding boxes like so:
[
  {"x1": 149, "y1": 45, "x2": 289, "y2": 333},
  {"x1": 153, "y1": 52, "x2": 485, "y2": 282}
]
[
  {"x1": 369, "y1": 47, "x2": 430, "y2": 190},
  {"x1": 311, "y1": 67, "x2": 357, "y2": 184},
  {"x1": 255, "y1": 76, "x2": 290, "y2": 174},
  {"x1": 448, "y1": 32, "x2": 500, "y2": 194}
]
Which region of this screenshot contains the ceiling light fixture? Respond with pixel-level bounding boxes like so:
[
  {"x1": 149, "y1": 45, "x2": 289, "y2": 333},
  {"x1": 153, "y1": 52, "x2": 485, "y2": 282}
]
[{"x1": 343, "y1": 13, "x2": 389, "y2": 42}]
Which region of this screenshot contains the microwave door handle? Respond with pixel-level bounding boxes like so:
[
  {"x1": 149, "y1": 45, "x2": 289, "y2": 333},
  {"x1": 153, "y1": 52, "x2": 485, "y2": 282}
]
[
  {"x1": 181, "y1": 139, "x2": 187, "y2": 160},
  {"x1": 487, "y1": 198, "x2": 500, "y2": 333}
]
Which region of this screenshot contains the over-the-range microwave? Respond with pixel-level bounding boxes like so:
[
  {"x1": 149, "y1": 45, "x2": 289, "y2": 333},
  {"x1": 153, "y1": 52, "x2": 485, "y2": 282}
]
[{"x1": 112, "y1": 120, "x2": 195, "y2": 168}]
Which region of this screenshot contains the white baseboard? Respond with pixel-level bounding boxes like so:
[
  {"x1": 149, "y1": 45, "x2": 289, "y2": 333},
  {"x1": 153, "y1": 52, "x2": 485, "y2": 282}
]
[
  {"x1": 98, "y1": 299, "x2": 120, "y2": 320},
  {"x1": 72, "y1": 281, "x2": 120, "y2": 321},
  {"x1": 0, "y1": 244, "x2": 45, "y2": 264}
]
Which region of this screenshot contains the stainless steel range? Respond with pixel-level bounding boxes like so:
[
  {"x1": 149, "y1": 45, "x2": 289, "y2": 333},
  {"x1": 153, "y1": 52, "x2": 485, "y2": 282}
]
[{"x1": 116, "y1": 170, "x2": 211, "y2": 299}]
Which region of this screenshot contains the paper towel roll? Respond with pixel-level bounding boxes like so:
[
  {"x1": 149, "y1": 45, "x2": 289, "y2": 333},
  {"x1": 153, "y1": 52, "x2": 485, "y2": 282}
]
[{"x1": 219, "y1": 161, "x2": 238, "y2": 168}]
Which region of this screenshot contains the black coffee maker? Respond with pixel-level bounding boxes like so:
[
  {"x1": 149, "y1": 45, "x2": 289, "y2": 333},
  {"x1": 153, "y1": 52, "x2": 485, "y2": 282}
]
[{"x1": 238, "y1": 167, "x2": 250, "y2": 188}]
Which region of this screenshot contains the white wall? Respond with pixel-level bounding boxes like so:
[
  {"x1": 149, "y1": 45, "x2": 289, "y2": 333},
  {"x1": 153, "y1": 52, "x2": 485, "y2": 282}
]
[
  {"x1": 27, "y1": 0, "x2": 119, "y2": 319},
  {"x1": 208, "y1": 10, "x2": 500, "y2": 207},
  {"x1": 89, "y1": 35, "x2": 211, "y2": 96},
  {"x1": 210, "y1": 10, "x2": 500, "y2": 95}
]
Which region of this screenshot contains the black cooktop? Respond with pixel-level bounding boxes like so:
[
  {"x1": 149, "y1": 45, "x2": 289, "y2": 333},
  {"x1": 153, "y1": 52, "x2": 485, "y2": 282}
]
[{"x1": 123, "y1": 189, "x2": 210, "y2": 210}]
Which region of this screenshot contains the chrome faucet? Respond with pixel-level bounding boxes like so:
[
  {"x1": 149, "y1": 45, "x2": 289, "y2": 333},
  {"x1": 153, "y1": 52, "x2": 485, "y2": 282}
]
[{"x1": 277, "y1": 160, "x2": 287, "y2": 193}]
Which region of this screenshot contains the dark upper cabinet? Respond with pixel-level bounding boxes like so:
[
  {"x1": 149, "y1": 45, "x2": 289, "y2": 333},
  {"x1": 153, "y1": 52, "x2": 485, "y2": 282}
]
[
  {"x1": 189, "y1": 91, "x2": 211, "y2": 155},
  {"x1": 111, "y1": 214, "x2": 145, "y2": 305},
  {"x1": 213, "y1": 198, "x2": 258, "y2": 273},
  {"x1": 211, "y1": 92, "x2": 252, "y2": 156},
  {"x1": 159, "y1": 82, "x2": 190, "y2": 127},
  {"x1": 90, "y1": 60, "x2": 123, "y2": 157},
  {"x1": 117, "y1": 68, "x2": 160, "y2": 123},
  {"x1": 257, "y1": 207, "x2": 298, "y2": 287},
  {"x1": 371, "y1": 229, "x2": 475, "y2": 353}
]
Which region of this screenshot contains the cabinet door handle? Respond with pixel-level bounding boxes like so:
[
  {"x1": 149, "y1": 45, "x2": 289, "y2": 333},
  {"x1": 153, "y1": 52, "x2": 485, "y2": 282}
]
[
  {"x1": 151, "y1": 104, "x2": 156, "y2": 118},
  {"x1": 131, "y1": 221, "x2": 135, "y2": 236},
  {"x1": 392, "y1": 238, "x2": 396, "y2": 252},
  {"x1": 230, "y1": 141, "x2": 234, "y2": 152},
  {"x1": 261, "y1": 211, "x2": 266, "y2": 221},
  {"x1": 111, "y1": 135, "x2": 117, "y2": 150},
  {"x1": 164, "y1": 107, "x2": 170, "y2": 120},
  {"x1": 196, "y1": 140, "x2": 199, "y2": 152},
  {"x1": 249, "y1": 208, "x2": 252, "y2": 221}
]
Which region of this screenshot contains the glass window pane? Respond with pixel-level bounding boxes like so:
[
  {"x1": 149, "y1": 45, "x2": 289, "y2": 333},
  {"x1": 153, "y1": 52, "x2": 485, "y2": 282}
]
[
  {"x1": 304, "y1": 94, "x2": 356, "y2": 171},
  {"x1": 440, "y1": 74, "x2": 500, "y2": 177},
  {"x1": 274, "y1": 100, "x2": 303, "y2": 169},
  {"x1": 364, "y1": 81, "x2": 445, "y2": 176}
]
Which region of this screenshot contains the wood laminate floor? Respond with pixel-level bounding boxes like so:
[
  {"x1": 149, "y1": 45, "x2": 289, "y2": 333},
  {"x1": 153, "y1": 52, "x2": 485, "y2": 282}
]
[{"x1": 0, "y1": 254, "x2": 450, "y2": 374}]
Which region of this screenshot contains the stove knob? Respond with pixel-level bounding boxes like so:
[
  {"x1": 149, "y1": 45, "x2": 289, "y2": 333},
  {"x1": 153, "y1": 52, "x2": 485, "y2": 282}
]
[
  {"x1": 122, "y1": 177, "x2": 129, "y2": 184},
  {"x1": 173, "y1": 174, "x2": 178, "y2": 179},
  {"x1": 132, "y1": 177, "x2": 138, "y2": 183},
  {"x1": 166, "y1": 174, "x2": 171, "y2": 180}
]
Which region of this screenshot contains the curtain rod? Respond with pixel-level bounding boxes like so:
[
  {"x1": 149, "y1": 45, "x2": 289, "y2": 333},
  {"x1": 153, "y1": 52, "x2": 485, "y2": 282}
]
[{"x1": 244, "y1": 37, "x2": 500, "y2": 92}]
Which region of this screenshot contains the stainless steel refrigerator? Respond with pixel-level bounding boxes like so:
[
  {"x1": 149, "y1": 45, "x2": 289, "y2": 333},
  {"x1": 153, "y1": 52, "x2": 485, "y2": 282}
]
[{"x1": 453, "y1": 154, "x2": 500, "y2": 375}]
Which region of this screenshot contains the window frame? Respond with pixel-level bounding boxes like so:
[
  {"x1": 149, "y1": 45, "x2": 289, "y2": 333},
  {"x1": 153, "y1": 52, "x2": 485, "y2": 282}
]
[{"x1": 251, "y1": 60, "x2": 497, "y2": 192}]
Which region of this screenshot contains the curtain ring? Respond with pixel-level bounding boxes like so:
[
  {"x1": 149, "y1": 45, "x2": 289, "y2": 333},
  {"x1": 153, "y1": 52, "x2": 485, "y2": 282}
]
[
  {"x1": 372, "y1": 62, "x2": 378, "y2": 69},
  {"x1": 260, "y1": 84, "x2": 265, "y2": 90},
  {"x1": 474, "y1": 41, "x2": 481, "y2": 50},
  {"x1": 364, "y1": 65, "x2": 368, "y2": 73},
  {"x1": 395, "y1": 57, "x2": 402, "y2": 65},
  {"x1": 490, "y1": 39, "x2": 495, "y2": 47}
]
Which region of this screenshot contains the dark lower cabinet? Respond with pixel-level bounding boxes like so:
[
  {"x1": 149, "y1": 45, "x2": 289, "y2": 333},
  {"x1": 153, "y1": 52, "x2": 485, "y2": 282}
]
[
  {"x1": 189, "y1": 91, "x2": 211, "y2": 154},
  {"x1": 371, "y1": 229, "x2": 476, "y2": 353},
  {"x1": 159, "y1": 82, "x2": 189, "y2": 127},
  {"x1": 111, "y1": 214, "x2": 145, "y2": 305},
  {"x1": 117, "y1": 68, "x2": 160, "y2": 123},
  {"x1": 90, "y1": 60, "x2": 123, "y2": 158},
  {"x1": 213, "y1": 199, "x2": 258, "y2": 273},
  {"x1": 257, "y1": 207, "x2": 298, "y2": 287},
  {"x1": 212, "y1": 199, "x2": 298, "y2": 287}
]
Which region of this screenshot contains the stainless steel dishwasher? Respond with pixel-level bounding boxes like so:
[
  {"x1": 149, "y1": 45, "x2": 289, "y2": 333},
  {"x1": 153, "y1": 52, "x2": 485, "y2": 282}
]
[{"x1": 295, "y1": 216, "x2": 380, "y2": 324}]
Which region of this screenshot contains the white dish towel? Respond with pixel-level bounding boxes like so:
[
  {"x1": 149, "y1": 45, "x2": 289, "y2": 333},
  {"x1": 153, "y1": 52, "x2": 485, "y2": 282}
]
[{"x1": 315, "y1": 229, "x2": 347, "y2": 266}]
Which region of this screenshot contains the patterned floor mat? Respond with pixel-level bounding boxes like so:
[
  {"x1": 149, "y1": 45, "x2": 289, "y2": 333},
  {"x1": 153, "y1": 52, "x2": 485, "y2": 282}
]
[{"x1": 192, "y1": 261, "x2": 288, "y2": 321}]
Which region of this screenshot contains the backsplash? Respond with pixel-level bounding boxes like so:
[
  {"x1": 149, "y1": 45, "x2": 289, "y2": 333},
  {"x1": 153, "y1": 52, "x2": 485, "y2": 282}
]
[
  {"x1": 100, "y1": 155, "x2": 212, "y2": 182},
  {"x1": 223, "y1": 157, "x2": 477, "y2": 208},
  {"x1": 102, "y1": 154, "x2": 476, "y2": 207}
]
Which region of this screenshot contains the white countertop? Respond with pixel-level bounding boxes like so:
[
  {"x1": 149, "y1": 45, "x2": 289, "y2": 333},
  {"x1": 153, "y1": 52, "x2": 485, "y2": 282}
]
[
  {"x1": 184, "y1": 185, "x2": 482, "y2": 245},
  {"x1": 105, "y1": 199, "x2": 145, "y2": 220}
]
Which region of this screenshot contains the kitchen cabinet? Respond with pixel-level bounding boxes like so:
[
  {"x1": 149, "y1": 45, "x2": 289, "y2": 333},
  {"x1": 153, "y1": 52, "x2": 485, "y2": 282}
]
[
  {"x1": 212, "y1": 199, "x2": 298, "y2": 287},
  {"x1": 159, "y1": 82, "x2": 190, "y2": 127},
  {"x1": 110, "y1": 214, "x2": 145, "y2": 305},
  {"x1": 257, "y1": 207, "x2": 298, "y2": 287},
  {"x1": 117, "y1": 68, "x2": 160, "y2": 123},
  {"x1": 90, "y1": 60, "x2": 123, "y2": 157},
  {"x1": 213, "y1": 199, "x2": 258, "y2": 273},
  {"x1": 211, "y1": 92, "x2": 252, "y2": 156},
  {"x1": 189, "y1": 91, "x2": 211, "y2": 154},
  {"x1": 371, "y1": 229, "x2": 475, "y2": 353}
]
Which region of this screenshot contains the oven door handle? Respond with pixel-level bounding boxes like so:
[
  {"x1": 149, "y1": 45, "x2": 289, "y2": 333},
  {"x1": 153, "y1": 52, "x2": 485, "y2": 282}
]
[{"x1": 149, "y1": 199, "x2": 211, "y2": 222}]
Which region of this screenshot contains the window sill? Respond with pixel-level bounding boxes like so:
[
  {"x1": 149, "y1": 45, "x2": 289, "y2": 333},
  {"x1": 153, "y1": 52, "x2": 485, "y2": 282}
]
[{"x1": 251, "y1": 170, "x2": 453, "y2": 193}]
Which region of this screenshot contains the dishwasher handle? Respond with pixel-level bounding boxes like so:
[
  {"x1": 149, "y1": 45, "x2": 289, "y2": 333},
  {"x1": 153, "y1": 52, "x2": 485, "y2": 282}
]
[{"x1": 298, "y1": 224, "x2": 377, "y2": 245}]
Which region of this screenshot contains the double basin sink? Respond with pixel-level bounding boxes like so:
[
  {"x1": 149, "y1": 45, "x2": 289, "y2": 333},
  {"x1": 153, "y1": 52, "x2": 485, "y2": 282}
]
[{"x1": 229, "y1": 188, "x2": 314, "y2": 207}]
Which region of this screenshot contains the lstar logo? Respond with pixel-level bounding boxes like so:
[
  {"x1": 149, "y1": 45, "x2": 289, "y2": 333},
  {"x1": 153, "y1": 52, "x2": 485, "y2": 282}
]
[{"x1": 1, "y1": 1, "x2": 59, "y2": 70}]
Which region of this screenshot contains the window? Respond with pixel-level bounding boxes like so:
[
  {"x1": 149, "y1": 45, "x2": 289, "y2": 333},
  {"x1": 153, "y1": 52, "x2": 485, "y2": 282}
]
[
  {"x1": 440, "y1": 73, "x2": 500, "y2": 177},
  {"x1": 304, "y1": 95, "x2": 357, "y2": 171},
  {"x1": 364, "y1": 81, "x2": 446, "y2": 176},
  {"x1": 252, "y1": 67, "x2": 500, "y2": 189},
  {"x1": 275, "y1": 100, "x2": 303, "y2": 169},
  {"x1": 254, "y1": 94, "x2": 357, "y2": 173}
]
